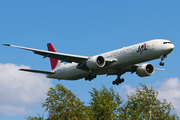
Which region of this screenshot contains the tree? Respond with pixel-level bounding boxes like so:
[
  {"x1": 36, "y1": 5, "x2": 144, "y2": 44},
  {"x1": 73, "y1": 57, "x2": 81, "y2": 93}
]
[
  {"x1": 42, "y1": 84, "x2": 87, "y2": 120},
  {"x1": 26, "y1": 83, "x2": 179, "y2": 120},
  {"x1": 25, "y1": 114, "x2": 44, "y2": 120},
  {"x1": 119, "y1": 83, "x2": 179, "y2": 120},
  {"x1": 88, "y1": 85, "x2": 123, "y2": 120}
]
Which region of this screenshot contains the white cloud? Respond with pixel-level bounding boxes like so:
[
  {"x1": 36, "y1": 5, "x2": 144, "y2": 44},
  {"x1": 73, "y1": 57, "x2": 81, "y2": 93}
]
[
  {"x1": 157, "y1": 78, "x2": 180, "y2": 113},
  {"x1": 117, "y1": 84, "x2": 136, "y2": 99},
  {"x1": 0, "y1": 63, "x2": 53, "y2": 115}
]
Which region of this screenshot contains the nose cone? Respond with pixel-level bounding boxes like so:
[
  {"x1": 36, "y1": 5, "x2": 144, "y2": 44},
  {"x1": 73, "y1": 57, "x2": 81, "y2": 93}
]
[
  {"x1": 168, "y1": 44, "x2": 174, "y2": 51},
  {"x1": 164, "y1": 43, "x2": 174, "y2": 54}
]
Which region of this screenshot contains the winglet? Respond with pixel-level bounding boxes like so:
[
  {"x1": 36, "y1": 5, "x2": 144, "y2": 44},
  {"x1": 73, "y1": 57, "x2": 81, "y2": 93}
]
[{"x1": 2, "y1": 44, "x2": 10, "y2": 46}]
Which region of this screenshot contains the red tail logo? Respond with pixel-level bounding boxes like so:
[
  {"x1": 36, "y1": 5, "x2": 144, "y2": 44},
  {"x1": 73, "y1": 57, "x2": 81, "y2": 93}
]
[{"x1": 47, "y1": 43, "x2": 58, "y2": 70}]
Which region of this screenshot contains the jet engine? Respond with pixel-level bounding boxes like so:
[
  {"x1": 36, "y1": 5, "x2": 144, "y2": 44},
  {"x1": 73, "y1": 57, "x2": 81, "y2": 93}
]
[
  {"x1": 136, "y1": 63, "x2": 154, "y2": 77},
  {"x1": 86, "y1": 56, "x2": 106, "y2": 69}
]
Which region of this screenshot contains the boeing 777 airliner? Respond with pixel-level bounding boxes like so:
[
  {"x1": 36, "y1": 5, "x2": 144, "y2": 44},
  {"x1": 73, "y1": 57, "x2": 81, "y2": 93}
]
[{"x1": 3, "y1": 39, "x2": 174, "y2": 85}]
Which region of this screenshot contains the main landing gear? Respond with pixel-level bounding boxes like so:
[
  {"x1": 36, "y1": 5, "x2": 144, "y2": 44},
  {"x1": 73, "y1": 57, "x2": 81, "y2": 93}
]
[
  {"x1": 85, "y1": 73, "x2": 97, "y2": 81},
  {"x1": 159, "y1": 55, "x2": 167, "y2": 66},
  {"x1": 112, "y1": 75, "x2": 124, "y2": 85}
]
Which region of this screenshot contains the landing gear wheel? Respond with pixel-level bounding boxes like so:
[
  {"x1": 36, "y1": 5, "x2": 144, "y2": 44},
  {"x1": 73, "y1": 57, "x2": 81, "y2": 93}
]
[
  {"x1": 116, "y1": 82, "x2": 119, "y2": 85},
  {"x1": 85, "y1": 73, "x2": 97, "y2": 81},
  {"x1": 159, "y1": 62, "x2": 164, "y2": 66},
  {"x1": 112, "y1": 78, "x2": 125, "y2": 85},
  {"x1": 112, "y1": 81, "x2": 116, "y2": 85},
  {"x1": 116, "y1": 78, "x2": 120, "y2": 85}
]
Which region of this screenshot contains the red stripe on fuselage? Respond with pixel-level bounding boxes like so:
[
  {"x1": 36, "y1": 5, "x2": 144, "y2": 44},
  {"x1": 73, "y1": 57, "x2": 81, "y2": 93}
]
[{"x1": 141, "y1": 43, "x2": 146, "y2": 54}]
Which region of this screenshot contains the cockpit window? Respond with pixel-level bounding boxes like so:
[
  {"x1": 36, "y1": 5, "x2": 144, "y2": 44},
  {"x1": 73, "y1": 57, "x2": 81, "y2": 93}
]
[{"x1": 163, "y1": 42, "x2": 172, "y2": 44}]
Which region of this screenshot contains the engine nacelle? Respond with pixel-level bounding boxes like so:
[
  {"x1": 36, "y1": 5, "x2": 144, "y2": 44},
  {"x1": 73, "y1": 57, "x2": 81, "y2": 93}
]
[
  {"x1": 86, "y1": 56, "x2": 106, "y2": 69},
  {"x1": 136, "y1": 63, "x2": 154, "y2": 77}
]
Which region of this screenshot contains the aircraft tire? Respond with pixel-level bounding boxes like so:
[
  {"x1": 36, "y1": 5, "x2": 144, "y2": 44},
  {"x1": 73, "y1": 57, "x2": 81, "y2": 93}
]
[
  {"x1": 112, "y1": 81, "x2": 116, "y2": 85},
  {"x1": 159, "y1": 62, "x2": 164, "y2": 66},
  {"x1": 121, "y1": 78, "x2": 124, "y2": 82}
]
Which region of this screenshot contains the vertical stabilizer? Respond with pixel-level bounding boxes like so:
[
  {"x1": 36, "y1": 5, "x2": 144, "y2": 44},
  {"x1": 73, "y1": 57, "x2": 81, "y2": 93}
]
[{"x1": 47, "y1": 43, "x2": 64, "y2": 70}]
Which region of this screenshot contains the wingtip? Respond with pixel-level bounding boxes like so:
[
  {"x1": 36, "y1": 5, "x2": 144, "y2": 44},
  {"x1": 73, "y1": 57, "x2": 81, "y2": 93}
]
[{"x1": 2, "y1": 44, "x2": 11, "y2": 46}]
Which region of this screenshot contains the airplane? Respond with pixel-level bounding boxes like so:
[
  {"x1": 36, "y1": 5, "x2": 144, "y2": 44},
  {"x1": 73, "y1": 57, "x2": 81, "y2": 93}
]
[{"x1": 2, "y1": 39, "x2": 174, "y2": 85}]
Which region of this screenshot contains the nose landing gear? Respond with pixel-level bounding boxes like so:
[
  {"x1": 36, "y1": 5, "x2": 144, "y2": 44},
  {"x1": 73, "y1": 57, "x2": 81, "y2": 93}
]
[{"x1": 159, "y1": 55, "x2": 167, "y2": 66}]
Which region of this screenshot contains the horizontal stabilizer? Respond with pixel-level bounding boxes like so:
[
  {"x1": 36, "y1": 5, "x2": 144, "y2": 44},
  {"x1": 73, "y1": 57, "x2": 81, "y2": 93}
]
[{"x1": 19, "y1": 69, "x2": 55, "y2": 74}]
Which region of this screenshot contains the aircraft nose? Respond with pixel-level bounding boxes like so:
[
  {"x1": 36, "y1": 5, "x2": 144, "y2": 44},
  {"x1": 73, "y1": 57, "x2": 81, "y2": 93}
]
[
  {"x1": 169, "y1": 44, "x2": 174, "y2": 50},
  {"x1": 164, "y1": 43, "x2": 174, "y2": 53}
]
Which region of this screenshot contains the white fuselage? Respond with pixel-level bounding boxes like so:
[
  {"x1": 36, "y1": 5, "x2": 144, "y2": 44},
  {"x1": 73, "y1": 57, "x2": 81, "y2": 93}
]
[{"x1": 47, "y1": 39, "x2": 174, "y2": 80}]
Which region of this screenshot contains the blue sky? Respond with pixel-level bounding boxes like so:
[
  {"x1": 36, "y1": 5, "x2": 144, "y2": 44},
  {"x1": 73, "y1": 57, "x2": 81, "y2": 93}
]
[{"x1": 1, "y1": 1, "x2": 180, "y2": 119}]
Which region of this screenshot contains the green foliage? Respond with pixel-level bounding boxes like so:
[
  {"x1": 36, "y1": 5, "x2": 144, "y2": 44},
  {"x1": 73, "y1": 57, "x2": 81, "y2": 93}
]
[
  {"x1": 119, "y1": 83, "x2": 179, "y2": 120},
  {"x1": 25, "y1": 114, "x2": 44, "y2": 120},
  {"x1": 42, "y1": 84, "x2": 87, "y2": 120},
  {"x1": 26, "y1": 83, "x2": 179, "y2": 120},
  {"x1": 88, "y1": 85, "x2": 122, "y2": 120}
]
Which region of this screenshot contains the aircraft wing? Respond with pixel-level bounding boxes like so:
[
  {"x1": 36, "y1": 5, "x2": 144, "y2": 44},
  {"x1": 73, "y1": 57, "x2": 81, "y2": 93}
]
[
  {"x1": 124, "y1": 64, "x2": 165, "y2": 73},
  {"x1": 107, "y1": 64, "x2": 165, "y2": 76},
  {"x1": 2, "y1": 44, "x2": 89, "y2": 63}
]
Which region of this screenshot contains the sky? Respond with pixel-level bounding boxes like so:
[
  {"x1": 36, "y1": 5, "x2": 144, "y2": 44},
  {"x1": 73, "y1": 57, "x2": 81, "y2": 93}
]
[{"x1": 0, "y1": 0, "x2": 180, "y2": 119}]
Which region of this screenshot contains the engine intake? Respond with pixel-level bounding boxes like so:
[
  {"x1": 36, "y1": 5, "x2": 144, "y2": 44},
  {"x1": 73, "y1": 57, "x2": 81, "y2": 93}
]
[
  {"x1": 136, "y1": 63, "x2": 154, "y2": 77},
  {"x1": 86, "y1": 56, "x2": 106, "y2": 69}
]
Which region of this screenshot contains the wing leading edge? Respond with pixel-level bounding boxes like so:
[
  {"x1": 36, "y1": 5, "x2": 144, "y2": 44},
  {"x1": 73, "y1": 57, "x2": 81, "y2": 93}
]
[{"x1": 2, "y1": 44, "x2": 89, "y2": 63}]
